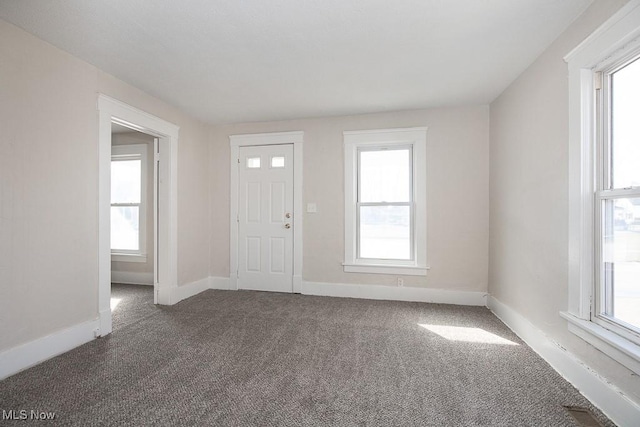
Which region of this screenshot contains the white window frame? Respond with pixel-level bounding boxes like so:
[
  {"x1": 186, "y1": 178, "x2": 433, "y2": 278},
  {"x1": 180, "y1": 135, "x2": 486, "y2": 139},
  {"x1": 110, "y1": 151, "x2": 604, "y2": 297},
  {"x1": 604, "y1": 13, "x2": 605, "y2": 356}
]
[
  {"x1": 110, "y1": 144, "x2": 148, "y2": 263},
  {"x1": 564, "y1": 0, "x2": 640, "y2": 375},
  {"x1": 343, "y1": 127, "x2": 428, "y2": 276}
]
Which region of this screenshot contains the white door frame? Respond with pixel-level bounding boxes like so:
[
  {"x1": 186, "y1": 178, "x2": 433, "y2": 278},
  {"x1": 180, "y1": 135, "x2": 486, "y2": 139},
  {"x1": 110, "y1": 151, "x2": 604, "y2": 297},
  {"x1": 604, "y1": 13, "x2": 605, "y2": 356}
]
[
  {"x1": 229, "y1": 131, "x2": 304, "y2": 293},
  {"x1": 98, "y1": 94, "x2": 179, "y2": 336}
]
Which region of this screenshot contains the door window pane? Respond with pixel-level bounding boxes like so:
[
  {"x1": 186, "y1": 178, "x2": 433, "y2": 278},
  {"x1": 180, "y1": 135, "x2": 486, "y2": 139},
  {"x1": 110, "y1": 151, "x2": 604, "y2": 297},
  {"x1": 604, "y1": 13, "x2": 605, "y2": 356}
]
[
  {"x1": 360, "y1": 149, "x2": 411, "y2": 203},
  {"x1": 359, "y1": 205, "x2": 410, "y2": 260},
  {"x1": 111, "y1": 206, "x2": 140, "y2": 250},
  {"x1": 271, "y1": 156, "x2": 285, "y2": 168},
  {"x1": 247, "y1": 157, "x2": 261, "y2": 168},
  {"x1": 602, "y1": 198, "x2": 640, "y2": 330},
  {"x1": 611, "y1": 58, "x2": 640, "y2": 189},
  {"x1": 111, "y1": 159, "x2": 141, "y2": 203}
]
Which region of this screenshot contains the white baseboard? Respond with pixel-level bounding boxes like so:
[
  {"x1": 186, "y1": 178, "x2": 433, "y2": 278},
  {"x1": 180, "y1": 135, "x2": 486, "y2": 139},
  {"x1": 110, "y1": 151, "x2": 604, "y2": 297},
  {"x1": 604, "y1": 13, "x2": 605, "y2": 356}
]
[
  {"x1": 302, "y1": 281, "x2": 487, "y2": 306},
  {"x1": 111, "y1": 271, "x2": 153, "y2": 285},
  {"x1": 210, "y1": 276, "x2": 231, "y2": 290},
  {"x1": 0, "y1": 318, "x2": 99, "y2": 381},
  {"x1": 171, "y1": 277, "x2": 210, "y2": 304},
  {"x1": 487, "y1": 296, "x2": 640, "y2": 427},
  {"x1": 98, "y1": 308, "x2": 112, "y2": 337}
]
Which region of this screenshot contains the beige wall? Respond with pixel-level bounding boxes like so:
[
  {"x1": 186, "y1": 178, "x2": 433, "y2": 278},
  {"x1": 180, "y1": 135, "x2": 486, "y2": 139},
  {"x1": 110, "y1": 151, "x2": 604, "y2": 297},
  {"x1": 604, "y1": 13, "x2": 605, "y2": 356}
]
[
  {"x1": 111, "y1": 132, "x2": 155, "y2": 281},
  {"x1": 489, "y1": 0, "x2": 640, "y2": 404},
  {"x1": 211, "y1": 106, "x2": 490, "y2": 291},
  {"x1": 0, "y1": 19, "x2": 211, "y2": 352}
]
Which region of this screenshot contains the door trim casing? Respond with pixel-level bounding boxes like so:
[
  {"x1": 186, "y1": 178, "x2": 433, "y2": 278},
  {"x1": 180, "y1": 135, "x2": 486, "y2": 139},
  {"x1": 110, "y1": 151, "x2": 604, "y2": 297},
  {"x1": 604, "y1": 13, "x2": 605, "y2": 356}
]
[
  {"x1": 98, "y1": 94, "x2": 179, "y2": 336},
  {"x1": 229, "y1": 131, "x2": 304, "y2": 293}
]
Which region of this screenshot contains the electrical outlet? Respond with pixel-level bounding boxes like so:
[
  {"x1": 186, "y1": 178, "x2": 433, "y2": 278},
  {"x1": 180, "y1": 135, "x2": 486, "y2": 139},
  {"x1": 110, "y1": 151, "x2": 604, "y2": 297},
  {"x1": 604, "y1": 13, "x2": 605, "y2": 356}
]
[{"x1": 397, "y1": 278, "x2": 404, "y2": 287}]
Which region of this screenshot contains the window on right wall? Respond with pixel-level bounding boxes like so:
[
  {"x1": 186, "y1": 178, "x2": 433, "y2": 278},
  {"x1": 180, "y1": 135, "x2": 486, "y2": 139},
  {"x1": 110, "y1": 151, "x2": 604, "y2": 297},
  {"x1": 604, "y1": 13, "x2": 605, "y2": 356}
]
[
  {"x1": 564, "y1": 1, "x2": 640, "y2": 375},
  {"x1": 594, "y1": 55, "x2": 640, "y2": 339}
]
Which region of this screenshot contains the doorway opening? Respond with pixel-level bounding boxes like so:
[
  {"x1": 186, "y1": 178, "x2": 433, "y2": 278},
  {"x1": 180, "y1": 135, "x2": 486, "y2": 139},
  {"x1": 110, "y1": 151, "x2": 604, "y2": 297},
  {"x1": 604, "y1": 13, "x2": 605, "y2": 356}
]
[
  {"x1": 110, "y1": 123, "x2": 157, "y2": 331},
  {"x1": 98, "y1": 95, "x2": 179, "y2": 336}
]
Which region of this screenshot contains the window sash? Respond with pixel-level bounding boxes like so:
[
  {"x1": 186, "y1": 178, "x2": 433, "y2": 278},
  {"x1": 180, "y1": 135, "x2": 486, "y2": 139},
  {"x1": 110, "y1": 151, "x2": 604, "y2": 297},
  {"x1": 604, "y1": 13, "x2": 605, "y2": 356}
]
[
  {"x1": 357, "y1": 145, "x2": 413, "y2": 204},
  {"x1": 594, "y1": 56, "x2": 640, "y2": 344},
  {"x1": 356, "y1": 146, "x2": 414, "y2": 262},
  {"x1": 110, "y1": 144, "x2": 147, "y2": 256},
  {"x1": 356, "y1": 202, "x2": 415, "y2": 261},
  {"x1": 342, "y1": 127, "x2": 427, "y2": 275}
]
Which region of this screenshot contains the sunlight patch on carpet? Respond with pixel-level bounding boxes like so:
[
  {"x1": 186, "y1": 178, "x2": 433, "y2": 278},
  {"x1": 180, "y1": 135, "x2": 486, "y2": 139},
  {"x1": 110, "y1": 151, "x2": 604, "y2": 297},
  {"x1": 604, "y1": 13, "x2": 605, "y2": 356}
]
[
  {"x1": 418, "y1": 324, "x2": 519, "y2": 345},
  {"x1": 110, "y1": 297, "x2": 122, "y2": 311}
]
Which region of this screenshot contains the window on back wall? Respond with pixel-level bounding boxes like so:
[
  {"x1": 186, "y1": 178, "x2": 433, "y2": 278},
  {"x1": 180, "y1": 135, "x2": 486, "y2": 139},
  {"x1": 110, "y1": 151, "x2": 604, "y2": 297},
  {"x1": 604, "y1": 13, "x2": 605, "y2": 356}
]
[
  {"x1": 564, "y1": 2, "x2": 640, "y2": 376},
  {"x1": 343, "y1": 127, "x2": 428, "y2": 276},
  {"x1": 111, "y1": 144, "x2": 148, "y2": 262}
]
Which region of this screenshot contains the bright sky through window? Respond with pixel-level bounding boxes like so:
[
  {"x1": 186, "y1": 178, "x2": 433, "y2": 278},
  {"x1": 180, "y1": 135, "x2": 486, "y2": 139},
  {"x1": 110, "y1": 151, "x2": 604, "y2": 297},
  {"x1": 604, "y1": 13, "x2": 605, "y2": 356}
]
[
  {"x1": 111, "y1": 158, "x2": 142, "y2": 251},
  {"x1": 358, "y1": 147, "x2": 412, "y2": 260},
  {"x1": 611, "y1": 57, "x2": 640, "y2": 189}
]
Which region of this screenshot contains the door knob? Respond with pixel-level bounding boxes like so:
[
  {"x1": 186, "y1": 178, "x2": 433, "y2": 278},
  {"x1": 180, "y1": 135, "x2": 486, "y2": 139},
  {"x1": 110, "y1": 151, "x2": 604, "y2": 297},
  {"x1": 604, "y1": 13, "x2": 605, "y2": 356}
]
[
  {"x1": 285, "y1": 223, "x2": 291, "y2": 229},
  {"x1": 285, "y1": 213, "x2": 291, "y2": 218}
]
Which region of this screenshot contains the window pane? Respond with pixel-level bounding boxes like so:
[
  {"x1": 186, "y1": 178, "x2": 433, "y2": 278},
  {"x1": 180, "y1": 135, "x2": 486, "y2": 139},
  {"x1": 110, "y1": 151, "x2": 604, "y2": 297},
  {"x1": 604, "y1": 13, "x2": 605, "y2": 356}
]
[
  {"x1": 359, "y1": 205, "x2": 411, "y2": 260},
  {"x1": 271, "y1": 156, "x2": 285, "y2": 168},
  {"x1": 111, "y1": 159, "x2": 141, "y2": 203},
  {"x1": 360, "y1": 149, "x2": 410, "y2": 203},
  {"x1": 611, "y1": 57, "x2": 640, "y2": 189},
  {"x1": 111, "y1": 206, "x2": 140, "y2": 250},
  {"x1": 602, "y1": 198, "x2": 640, "y2": 330},
  {"x1": 247, "y1": 157, "x2": 261, "y2": 168}
]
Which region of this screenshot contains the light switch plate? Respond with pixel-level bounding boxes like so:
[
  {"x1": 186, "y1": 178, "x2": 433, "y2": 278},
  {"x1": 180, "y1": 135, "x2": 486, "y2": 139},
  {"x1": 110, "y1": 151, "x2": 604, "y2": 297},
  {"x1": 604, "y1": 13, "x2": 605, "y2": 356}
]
[{"x1": 306, "y1": 203, "x2": 317, "y2": 213}]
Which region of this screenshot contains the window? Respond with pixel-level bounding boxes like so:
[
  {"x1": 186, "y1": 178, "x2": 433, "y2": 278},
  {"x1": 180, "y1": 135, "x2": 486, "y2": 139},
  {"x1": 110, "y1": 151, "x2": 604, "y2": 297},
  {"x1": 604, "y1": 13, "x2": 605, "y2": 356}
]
[
  {"x1": 565, "y1": 1, "x2": 640, "y2": 375},
  {"x1": 343, "y1": 127, "x2": 427, "y2": 275},
  {"x1": 594, "y1": 56, "x2": 640, "y2": 338},
  {"x1": 111, "y1": 144, "x2": 147, "y2": 262}
]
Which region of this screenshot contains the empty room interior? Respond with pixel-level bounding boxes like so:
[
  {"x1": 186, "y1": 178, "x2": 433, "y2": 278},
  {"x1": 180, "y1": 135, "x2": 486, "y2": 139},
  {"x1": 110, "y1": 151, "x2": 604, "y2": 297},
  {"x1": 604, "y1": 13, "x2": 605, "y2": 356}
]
[{"x1": 1, "y1": 0, "x2": 640, "y2": 425}]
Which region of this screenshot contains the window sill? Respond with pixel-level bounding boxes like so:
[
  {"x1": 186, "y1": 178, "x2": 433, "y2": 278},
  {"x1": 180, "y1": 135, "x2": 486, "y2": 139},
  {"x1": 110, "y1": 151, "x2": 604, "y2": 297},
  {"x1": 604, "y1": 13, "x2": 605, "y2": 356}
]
[
  {"x1": 111, "y1": 253, "x2": 147, "y2": 263},
  {"x1": 560, "y1": 311, "x2": 640, "y2": 375},
  {"x1": 343, "y1": 263, "x2": 429, "y2": 276}
]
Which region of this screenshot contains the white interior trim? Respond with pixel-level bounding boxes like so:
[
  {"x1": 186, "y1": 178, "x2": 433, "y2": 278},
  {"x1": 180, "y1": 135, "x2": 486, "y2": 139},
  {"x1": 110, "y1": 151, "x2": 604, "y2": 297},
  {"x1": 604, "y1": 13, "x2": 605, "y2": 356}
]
[
  {"x1": 564, "y1": 0, "x2": 640, "y2": 63},
  {"x1": 488, "y1": 296, "x2": 640, "y2": 427},
  {"x1": 210, "y1": 276, "x2": 231, "y2": 290},
  {"x1": 165, "y1": 276, "x2": 231, "y2": 304},
  {"x1": 303, "y1": 281, "x2": 487, "y2": 306},
  {"x1": 0, "y1": 318, "x2": 99, "y2": 381},
  {"x1": 98, "y1": 94, "x2": 179, "y2": 335},
  {"x1": 111, "y1": 271, "x2": 154, "y2": 286},
  {"x1": 561, "y1": 312, "x2": 640, "y2": 375},
  {"x1": 171, "y1": 277, "x2": 211, "y2": 304},
  {"x1": 343, "y1": 127, "x2": 428, "y2": 274},
  {"x1": 342, "y1": 264, "x2": 428, "y2": 276},
  {"x1": 229, "y1": 131, "x2": 304, "y2": 292},
  {"x1": 110, "y1": 143, "x2": 149, "y2": 259},
  {"x1": 567, "y1": 0, "x2": 640, "y2": 321},
  {"x1": 116, "y1": 275, "x2": 483, "y2": 307},
  {"x1": 111, "y1": 253, "x2": 147, "y2": 263},
  {"x1": 565, "y1": 0, "x2": 640, "y2": 373}
]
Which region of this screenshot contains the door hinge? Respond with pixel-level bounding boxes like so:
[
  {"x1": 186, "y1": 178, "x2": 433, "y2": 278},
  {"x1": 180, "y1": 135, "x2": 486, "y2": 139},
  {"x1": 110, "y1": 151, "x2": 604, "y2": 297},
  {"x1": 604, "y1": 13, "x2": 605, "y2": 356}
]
[
  {"x1": 154, "y1": 152, "x2": 160, "y2": 162},
  {"x1": 594, "y1": 71, "x2": 603, "y2": 91},
  {"x1": 237, "y1": 158, "x2": 240, "y2": 164}
]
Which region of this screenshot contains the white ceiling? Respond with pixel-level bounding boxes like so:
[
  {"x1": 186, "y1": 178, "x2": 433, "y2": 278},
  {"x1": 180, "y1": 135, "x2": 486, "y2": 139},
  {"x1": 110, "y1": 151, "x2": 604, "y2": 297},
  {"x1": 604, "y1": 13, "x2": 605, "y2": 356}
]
[{"x1": 0, "y1": 0, "x2": 592, "y2": 124}]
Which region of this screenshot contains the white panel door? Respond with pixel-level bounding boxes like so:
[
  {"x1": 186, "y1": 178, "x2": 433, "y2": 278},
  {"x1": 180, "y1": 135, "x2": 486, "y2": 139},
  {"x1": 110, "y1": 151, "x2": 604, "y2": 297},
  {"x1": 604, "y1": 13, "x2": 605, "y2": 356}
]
[{"x1": 238, "y1": 144, "x2": 294, "y2": 292}]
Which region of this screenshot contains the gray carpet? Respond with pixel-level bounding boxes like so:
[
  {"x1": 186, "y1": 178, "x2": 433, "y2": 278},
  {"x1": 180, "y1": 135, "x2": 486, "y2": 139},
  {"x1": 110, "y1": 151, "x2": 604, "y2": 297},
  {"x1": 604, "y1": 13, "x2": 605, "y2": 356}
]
[
  {"x1": 110, "y1": 283, "x2": 156, "y2": 331},
  {"x1": 0, "y1": 289, "x2": 613, "y2": 426}
]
